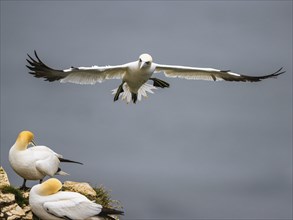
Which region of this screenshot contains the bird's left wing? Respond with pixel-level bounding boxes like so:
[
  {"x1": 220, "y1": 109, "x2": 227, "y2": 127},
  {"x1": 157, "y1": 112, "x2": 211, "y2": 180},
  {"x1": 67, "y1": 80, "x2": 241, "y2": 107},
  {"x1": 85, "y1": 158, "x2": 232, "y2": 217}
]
[
  {"x1": 26, "y1": 51, "x2": 127, "y2": 85},
  {"x1": 43, "y1": 196, "x2": 102, "y2": 219},
  {"x1": 154, "y1": 63, "x2": 285, "y2": 82}
]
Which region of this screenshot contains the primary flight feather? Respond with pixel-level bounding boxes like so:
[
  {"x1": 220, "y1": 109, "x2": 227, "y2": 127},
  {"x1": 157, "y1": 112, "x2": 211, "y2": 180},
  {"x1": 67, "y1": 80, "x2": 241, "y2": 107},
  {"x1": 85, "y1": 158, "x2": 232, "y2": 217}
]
[{"x1": 27, "y1": 51, "x2": 285, "y2": 103}]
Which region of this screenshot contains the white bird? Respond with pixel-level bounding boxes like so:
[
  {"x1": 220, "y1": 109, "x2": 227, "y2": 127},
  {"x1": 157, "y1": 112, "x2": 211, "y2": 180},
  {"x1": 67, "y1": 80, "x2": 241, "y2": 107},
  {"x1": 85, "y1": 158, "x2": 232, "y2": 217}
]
[
  {"x1": 26, "y1": 51, "x2": 285, "y2": 103},
  {"x1": 9, "y1": 131, "x2": 83, "y2": 189},
  {"x1": 29, "y1": 178, "x2": 124, "y2": 220}
]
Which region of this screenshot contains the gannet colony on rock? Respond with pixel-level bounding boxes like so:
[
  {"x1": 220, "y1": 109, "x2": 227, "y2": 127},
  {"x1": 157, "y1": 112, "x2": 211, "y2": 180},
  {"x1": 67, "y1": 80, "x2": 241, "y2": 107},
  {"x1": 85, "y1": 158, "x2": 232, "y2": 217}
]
[
  {"x1": 9, "y1": 131, "x2": 83, "y2": 189},
  {"x1": 26, "y1": 51, "x2": 285, "y2": 103}
]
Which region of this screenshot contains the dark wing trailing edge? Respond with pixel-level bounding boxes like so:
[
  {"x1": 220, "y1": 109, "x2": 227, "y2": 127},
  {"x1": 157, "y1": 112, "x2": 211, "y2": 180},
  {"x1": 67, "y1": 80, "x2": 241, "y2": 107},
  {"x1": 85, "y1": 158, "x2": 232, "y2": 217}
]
[
  {"x1": 219, "y1": 67, "x2": 286, "y2": 82},
  {"x1": 26, "y1": 50, "x2": 66, "y2": 82},
  {"x1": 154, "y1": 63, "x2": 285, "y2": 82},
  {"x1": 59, "y1": 158, "x2": 83, "y2": 165},
  {"x1": 26, "y1": 51, "x2": 126, "y2": 84}
]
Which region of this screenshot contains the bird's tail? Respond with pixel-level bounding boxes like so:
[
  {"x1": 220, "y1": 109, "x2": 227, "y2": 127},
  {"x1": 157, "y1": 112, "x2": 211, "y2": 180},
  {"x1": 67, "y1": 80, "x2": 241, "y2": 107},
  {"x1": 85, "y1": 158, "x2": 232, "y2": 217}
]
[
  {"x1": 98, "y1": 207, "x2": 124, "y2": 220},
  {"x1": 55, "y1": 167, "x2": 70, "y2": 176},
  {"x1": 56, "y1": 170, "x2": 70, "y2": 176},
  {"x1": 112, "y1": 83, "x2": 157, "y2": 103},
  {"x1": 59, "y1": 158, "x2": 83, "y2": 165}
]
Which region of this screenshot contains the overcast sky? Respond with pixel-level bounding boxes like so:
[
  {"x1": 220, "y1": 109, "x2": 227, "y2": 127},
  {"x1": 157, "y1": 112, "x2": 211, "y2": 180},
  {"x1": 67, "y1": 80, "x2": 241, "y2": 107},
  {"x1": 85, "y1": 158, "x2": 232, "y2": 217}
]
[{"x1": 1, "y1": 1, "x2": 292, "y2": 219}]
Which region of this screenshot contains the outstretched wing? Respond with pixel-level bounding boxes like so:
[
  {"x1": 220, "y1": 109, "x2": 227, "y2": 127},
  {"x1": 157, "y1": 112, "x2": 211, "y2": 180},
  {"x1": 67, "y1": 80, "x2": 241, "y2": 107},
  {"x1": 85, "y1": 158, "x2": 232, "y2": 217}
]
[
  {"x1": 154, "y1": 63, "x2": 285, "y2": 82},
  {"x1": 26, "y1": 51, "x2": 127, "y2": 85}
]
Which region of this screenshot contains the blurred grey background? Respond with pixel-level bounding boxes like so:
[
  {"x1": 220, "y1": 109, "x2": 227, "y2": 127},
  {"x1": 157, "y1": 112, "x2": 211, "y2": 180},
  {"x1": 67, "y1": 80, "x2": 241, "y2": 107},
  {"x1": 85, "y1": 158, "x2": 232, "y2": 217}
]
[{"x1": 1, "y1": 1, "x2": 292, "y2": 219}]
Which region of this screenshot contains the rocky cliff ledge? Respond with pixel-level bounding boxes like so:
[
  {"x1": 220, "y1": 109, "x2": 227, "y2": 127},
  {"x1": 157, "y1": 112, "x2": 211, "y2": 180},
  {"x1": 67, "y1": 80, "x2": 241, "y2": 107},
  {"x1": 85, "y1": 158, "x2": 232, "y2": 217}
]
[{"x1": 0, "y1": 166, "x2": 121, "y2": 220}]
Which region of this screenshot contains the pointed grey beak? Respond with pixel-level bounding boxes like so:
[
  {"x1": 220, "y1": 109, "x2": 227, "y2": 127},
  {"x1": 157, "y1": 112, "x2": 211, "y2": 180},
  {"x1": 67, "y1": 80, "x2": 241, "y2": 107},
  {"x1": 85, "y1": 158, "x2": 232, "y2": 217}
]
[
  {"x1": 31, "y1": 140, "x2": 37, "y2": 146},
  {"x1": 139, "y1": 62, "x2": 145, "y2": 69}
]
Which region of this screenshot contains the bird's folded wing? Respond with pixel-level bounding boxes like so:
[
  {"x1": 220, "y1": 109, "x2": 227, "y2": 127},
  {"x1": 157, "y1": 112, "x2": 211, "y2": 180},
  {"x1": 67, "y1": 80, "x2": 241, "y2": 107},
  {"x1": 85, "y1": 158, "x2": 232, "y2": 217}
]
[
  {"x1": 154, "y1": 64, "x2": 285, "y2": 82},
  {"x1": 29, "y1": 146, "x2": 63, "y2": 161},
  {"x1": 26, "y1": 51, "x2": 127, "y2": 85},
  {"x1": 43, "y1": 197, "x2": 102, "y2": 219},
  {"x1": 29, "y1": 145, "x2": 55, "y2": 153},
  {"x1": 35, "y1": 154, "x2": 60, "y2": 176}
]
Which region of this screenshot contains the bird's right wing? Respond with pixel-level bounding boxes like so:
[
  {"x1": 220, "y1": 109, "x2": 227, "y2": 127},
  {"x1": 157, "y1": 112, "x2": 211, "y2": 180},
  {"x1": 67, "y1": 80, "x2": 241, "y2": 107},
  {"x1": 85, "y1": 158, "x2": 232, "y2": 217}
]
[
  {"x1": 154, "y1": 63, "x2": 285, "y2": 82},
  {"x1": 43, "y1": 196, "x2": 102, "y2": 219},
  {"x1": 35, "y1": 156, "x2": 60, "y2": 177},
  {"x1": 26, "y1": 51, "x2": 127, "y2": 85},
  {"x1": 28, "y1": 146, "x2": 60, "y2": 176},
  {"x1": 29, "y1": 145, "x2": 63, "y2": 160}
]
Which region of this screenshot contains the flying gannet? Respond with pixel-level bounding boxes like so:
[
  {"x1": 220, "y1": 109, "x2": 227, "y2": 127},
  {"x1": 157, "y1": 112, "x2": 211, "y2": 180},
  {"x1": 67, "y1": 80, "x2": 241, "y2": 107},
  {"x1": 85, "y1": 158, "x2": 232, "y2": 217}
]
[
  {"x1": 29, "y1": 178, "x2": 124, "y2": 220},
  {"x1": 9, "y1": 131, "x2": 83, "y2": 189},
  {"x1": 26, "y1": 51, "x2": 285, "y2": 103}
]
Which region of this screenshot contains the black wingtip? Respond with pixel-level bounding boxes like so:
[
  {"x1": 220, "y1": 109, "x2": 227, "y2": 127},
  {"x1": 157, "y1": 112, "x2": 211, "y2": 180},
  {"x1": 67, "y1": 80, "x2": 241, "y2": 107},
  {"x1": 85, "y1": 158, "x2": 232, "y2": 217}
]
[
  {"x1": 27, "y1": 53, "x2": 37, "y2": 63},
  {"x1": 275, "y1": 67, "x2": 286, "y2": 75},
  {"x1": 269, "y1": 67, "x2": 286, "y2": 78},
  {"x1": 34, "y1": 50, "x2": 38, "y2": 57},
  {"x1": 34, "y1": 50, "x2": 42, "y2": 63},
  {"x1": 252, "y1": 67, "x2": 286, "y2": 81},
  {"x1": 26, "y1": 51, "x2": 65, "y2": 81},
  {"x1": 59, "y1": 158, "x2": 83, "y2": 165}
]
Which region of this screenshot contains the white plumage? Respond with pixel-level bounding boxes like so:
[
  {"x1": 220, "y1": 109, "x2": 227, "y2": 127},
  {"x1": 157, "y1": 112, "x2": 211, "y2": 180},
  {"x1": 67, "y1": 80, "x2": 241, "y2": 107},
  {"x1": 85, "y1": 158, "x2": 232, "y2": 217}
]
[
  {"x1": 27, "y1": 51, "x2": 285, "y2": 103},
  {"x1": 29, "y1": 178, "x2": 124, "y2": 220},
  {"x1": 112, "y1": 82, "x2": 157, "y2": 103},
  {"x1": 9, "y1": 131, "x2": 82, "y2": 189}
]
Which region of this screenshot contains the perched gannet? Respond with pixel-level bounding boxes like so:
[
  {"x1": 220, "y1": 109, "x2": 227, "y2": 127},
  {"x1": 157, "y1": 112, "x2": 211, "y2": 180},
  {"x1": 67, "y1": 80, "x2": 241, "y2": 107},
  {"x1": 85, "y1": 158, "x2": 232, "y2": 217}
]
[
  {"x1": 26, "y1": 51, "x2": 285, "y2": 103},
  {"x1": 9, "y1": 131, "x2": 83, "y2": 189},
  {"x1": 29, "y1": 178, "x2": 124, "y2": 220}
]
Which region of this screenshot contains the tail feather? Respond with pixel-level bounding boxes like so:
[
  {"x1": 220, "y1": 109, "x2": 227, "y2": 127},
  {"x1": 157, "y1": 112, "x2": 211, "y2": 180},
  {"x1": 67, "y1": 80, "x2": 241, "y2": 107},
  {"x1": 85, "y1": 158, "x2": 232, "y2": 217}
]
[
  {"x1": 98, "y1": 207, "x2": 124, "y2": 220},
  {"x1": 112, "y1": 83, "x2": 157, "y2": 103},
  {"x1": 59, "y1": 158, "x2": 83, "y2": 165},
  {"x1": 55, "y1": 169, "x2": 69, "y2": 176}
]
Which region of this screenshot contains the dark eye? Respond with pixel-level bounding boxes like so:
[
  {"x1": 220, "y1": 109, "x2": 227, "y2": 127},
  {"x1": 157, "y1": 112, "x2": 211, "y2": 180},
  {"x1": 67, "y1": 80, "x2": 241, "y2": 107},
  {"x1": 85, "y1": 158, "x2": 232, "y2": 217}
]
[
  {"x1": 146, "y1": 61, "x2": 150, "y2": 65},
  {"x1": 139, "y1": 58, "x2": 142, "y2": 62}
]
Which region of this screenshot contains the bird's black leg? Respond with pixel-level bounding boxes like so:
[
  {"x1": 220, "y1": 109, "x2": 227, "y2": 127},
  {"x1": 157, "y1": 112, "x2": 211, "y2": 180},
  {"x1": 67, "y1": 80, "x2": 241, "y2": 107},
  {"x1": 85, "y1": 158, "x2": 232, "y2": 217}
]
[
  {"x1": 19, "y1": 179, "x2": 29, "y2": 190},
  {"x1": 114, "y1": 82, "x2": 124, "y2": 102},
  {"x1": 150, "y1": 78, "x2": 170, "y2": 88},
  {"x1": 131, "y1": 93, "x2": 137, "y2": 104}
]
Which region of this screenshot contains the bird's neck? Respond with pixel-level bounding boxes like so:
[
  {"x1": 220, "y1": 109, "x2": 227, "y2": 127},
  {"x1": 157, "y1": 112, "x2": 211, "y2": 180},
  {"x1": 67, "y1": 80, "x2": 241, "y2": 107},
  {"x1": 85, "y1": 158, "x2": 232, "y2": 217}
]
[{"x1": 13, "y1": 140, "x2": 28, "y2": 151}]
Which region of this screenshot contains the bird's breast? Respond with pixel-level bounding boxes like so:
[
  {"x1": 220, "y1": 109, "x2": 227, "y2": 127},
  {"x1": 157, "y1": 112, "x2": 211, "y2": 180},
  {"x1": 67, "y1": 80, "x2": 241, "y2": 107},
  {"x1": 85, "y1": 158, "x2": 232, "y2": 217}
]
[
  {"x1": 9, "y1": 148, "x2": 47, "y2": 179},
  {"x1": 123, "y1": 67, "x2": 153, "y2": 93}
]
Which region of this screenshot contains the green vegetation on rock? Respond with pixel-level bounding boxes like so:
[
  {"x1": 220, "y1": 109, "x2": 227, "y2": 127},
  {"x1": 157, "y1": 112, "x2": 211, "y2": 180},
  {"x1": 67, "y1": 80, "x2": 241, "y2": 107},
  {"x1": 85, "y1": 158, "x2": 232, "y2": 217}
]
[{"x1": 1, "y1": 185, "x2": 28, "y2": 207}]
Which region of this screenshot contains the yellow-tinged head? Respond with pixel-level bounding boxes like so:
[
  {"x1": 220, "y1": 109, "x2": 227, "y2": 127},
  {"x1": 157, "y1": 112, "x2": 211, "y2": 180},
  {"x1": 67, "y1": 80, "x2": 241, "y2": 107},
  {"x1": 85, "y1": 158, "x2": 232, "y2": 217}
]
[
  {"x1": 38, "y1": 178, "x2": 62, "y2": 196},
  {"x1": 15, "y1": 130, "x2": 35, "y2": 150}
]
